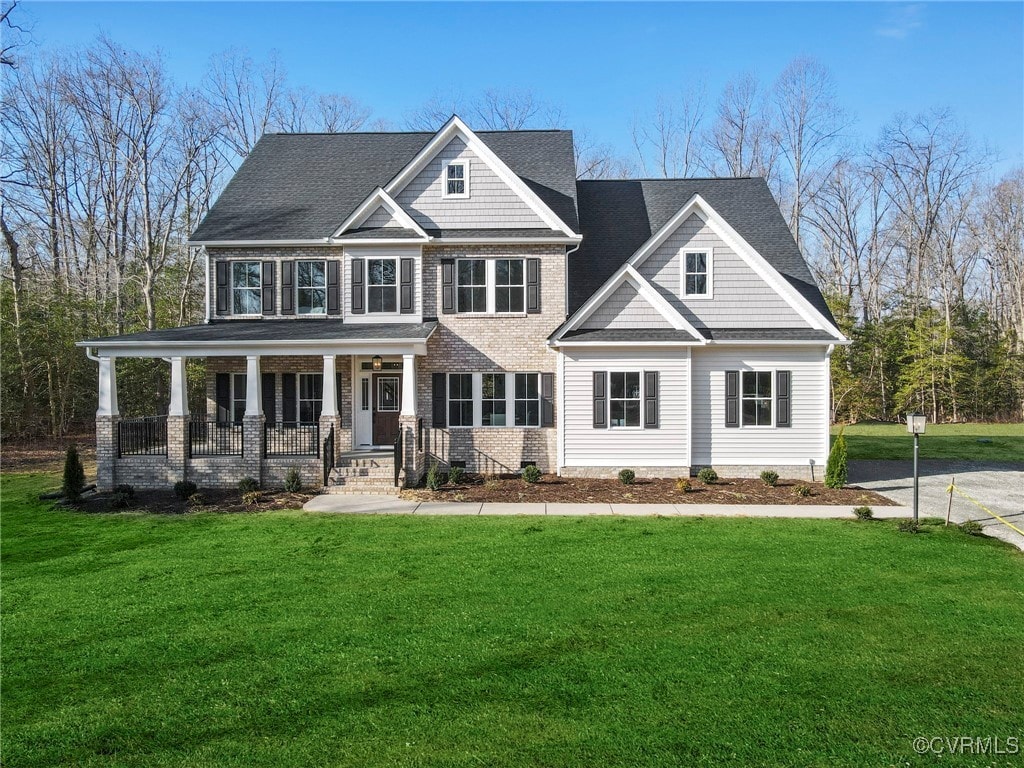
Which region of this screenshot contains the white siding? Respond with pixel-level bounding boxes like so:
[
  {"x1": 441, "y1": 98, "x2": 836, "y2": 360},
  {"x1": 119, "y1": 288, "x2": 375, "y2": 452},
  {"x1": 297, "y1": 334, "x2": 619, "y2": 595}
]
[
  {"x1": 395, "y1": 137, "x2": 548, "y2": 230},
  {"x1": 359, "y1": 206, "x2": 402, "y2": 229},
  {"x1": 690, "y1": 346, "x2": 829, "y2": 466},
  {"x1": 562, "y1": 349, "x2": 689, "y2": 467},
  {"x1": 640, "y1": 213, "x2": 808, "y2": 328},
  {"x1": 581, "y1": 281, "x2": 673, "y2": 330}
]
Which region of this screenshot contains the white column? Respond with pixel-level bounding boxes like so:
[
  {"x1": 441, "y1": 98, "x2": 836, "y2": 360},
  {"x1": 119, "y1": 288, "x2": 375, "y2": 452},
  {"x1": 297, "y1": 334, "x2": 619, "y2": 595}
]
[
  {"x1": 168, "y1": 356, "x2": 189, "y2": 416},
  {"x1": 401, "y1": 354, "x2": 417, "y2": 416},
  {"x1": 97, "y1": 356, "x2": 119, "y2": 416},
  {"x1": 245, "y1": 355, "x2": 262, "y2": 416},
  {"x1": 321, "y1": 355, "x2": 338, "y2": 417}
]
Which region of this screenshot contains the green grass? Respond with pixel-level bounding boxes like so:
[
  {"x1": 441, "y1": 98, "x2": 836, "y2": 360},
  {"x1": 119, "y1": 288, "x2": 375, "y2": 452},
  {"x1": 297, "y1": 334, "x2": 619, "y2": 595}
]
[
  {"x1": 3, "y1": 472, "x2": 1023, "y2": 768},
  {"x1": 833, "y1": 421, "x2": 1024, "y2": 462}
]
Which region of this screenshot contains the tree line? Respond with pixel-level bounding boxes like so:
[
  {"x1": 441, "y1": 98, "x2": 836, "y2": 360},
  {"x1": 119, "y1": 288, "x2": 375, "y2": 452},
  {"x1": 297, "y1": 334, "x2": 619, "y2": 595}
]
[{"x1": 1, "y1": 22, "x2": 1021, "y2": 438}]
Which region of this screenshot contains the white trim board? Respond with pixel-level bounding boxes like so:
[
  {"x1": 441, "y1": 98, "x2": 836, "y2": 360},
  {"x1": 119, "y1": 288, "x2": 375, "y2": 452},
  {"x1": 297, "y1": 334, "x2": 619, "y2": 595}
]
[{"x1": 332, "y1": 187, "x2": 430, "y2": 239}]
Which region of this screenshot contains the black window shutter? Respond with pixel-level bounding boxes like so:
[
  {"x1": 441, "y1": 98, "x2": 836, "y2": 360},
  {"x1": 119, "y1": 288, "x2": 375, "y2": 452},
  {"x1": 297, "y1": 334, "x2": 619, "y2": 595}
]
[
  {"x1": 215, "y1": 372, "x2": 231, "y2": 423},
  {"x1": 526, "y1": 258, "x2": 541, "y2": 314},
  {"x1": 441, "y1": 259, "x2": 455, "y2": 314},
  {"x1": 215, "y1": 261, "x2": 228, "y2": 315},
  {"x1": 540, "y1": 372, "x2": 554, "y2": 427},
  {"x1": 432, "y1": 372, "x2": 446, "y2": 427},
  {"x1": 400, "y1": 257, "x2": 414, "y2": 314},
  {"x1": 593, "y1": 371, "x2": 607, "y2": 428},
  {"x1": 261, "y1": 372, "x2": 276, "y2": 422},
  {"x1": 327, "y1": 260, "x2": 341, "y2": 315},
  {"x1": 644, "y1": 371, "x2": 659, "y2": 428},
  {"x1": 282, "y1": 373, "x2": 297, "y2": 424},
  {"x1": 281, "y1": 261, "x2": 294, "y2": 315},
  {"x1": 776, "y1": 370, "x2": 791, "y2": 428},
  {"x1": 261, "y1": 262, "x2": 275, "y2": 315},
  {"x1": 351, "y1": 258, "x2": 365, "y2": 314},
  {"x1": 725, "y1": 370, "x2": 739, "y2": 428}
]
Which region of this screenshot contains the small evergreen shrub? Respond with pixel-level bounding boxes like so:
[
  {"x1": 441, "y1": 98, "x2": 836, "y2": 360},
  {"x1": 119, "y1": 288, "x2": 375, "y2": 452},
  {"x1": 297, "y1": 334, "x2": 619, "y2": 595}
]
[
  {"x1": 959, "y1": 520, "x2": 984, "y2": 536},
  {"x1": 825, "y1": 430, "x2": 848, "y2": 489},
  {"x1": 242, "y1": 490, "x2": 264, "y2": 507},
  {"x1": 187, "y1": 492, "x2": 208, "y2": 507},
  {"x1": 697, "y1": 467, "x2": 718, "y2": 484},
  {"x1": 618, "y1": 469, "x2": 636, "y2": 485},
  {"x1": 114, "y1": 483, "x2": 135, "y2": 498},
  {"x1": 238, "y1": 477, "x2": 260, "y2": 493},
  {"x1": 760, "y1": 470, "x2": 779, "y2": 487},
  {"x1": 283, "y1": 467, "x2": 302, "y2": 493},
  {"x1": 675, "y1": 478, "x2": 692, "y2": 493},
  {"x1": 521, "y1": 464, "x2": 542, "y2": 484},
  {"x1": 174, "y1": 480, "x2": 198, "y2": 500},
  {"x1": 447, "y1": 465, "x2": 465, "y2": 485},
  {"x1": 109, "y1": 491, "x2": 133, "y2": 509},
  {"x1": 793, "y1": 484, "x2": 811, "y2": 498},
  {"x1": 853, "y1": 505, "x2": 874, "y2": 521},
  {"x1": 897, "y1": 519, "x2": 921, "y2": 534},
  {"x1": 62, "y1": 446, "x2": 86, "y2": 501},
  {"x1": 425, "y1": 462, "x2": 442, "y2": 491}
]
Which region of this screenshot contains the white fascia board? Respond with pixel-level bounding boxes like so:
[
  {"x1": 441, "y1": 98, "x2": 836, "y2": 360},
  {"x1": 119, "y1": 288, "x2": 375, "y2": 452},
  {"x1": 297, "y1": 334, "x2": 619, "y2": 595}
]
[
  {"x1": 704, "y1": 338, "x2": 852, "y2": 346},
  {"x1": 189, "y1": 239, "x2": 333, "y2": 247},
  {"x1": 332, "y1": 187, "x2": 430, "y2": 239},
  {"x1": 78, "y1": 339, "x2": 431, "y2": 358},
  {"x1": 334, "y1": 238, "x2": 429, "y2": 247},
  {"x1": 624, "y1": 266, "x2": 703, "y2": 338},
  {"x1": 382, "y1": 115, "x2": 580, "y2": 238}
]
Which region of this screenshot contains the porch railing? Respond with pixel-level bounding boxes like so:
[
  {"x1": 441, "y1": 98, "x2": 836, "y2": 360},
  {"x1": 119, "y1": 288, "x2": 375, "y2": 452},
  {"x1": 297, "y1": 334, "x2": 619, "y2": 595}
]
[
  {"x1": 118, "y1": 416, "x2": 167, "y2": 457},
  {"x1": 393, "y1": 429, "x2": 403, "y2": 487},
  {"x1": 189, "y1": 419, "x2": 243, "y2": 457},
  {"x1": 264, "y1": 422, "x2": 319, "y2": 457}
]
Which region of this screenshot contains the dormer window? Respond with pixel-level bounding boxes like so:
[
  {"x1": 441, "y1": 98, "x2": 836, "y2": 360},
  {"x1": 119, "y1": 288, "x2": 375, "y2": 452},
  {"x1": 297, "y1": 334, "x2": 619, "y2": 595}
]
[{"x1": 444, "y1": 162, "x2": 468, "y2": 198}]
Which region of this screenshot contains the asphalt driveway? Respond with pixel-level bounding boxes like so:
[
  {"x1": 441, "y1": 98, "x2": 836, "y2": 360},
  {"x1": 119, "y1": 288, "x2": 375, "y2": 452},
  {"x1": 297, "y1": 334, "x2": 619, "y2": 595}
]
[{"x1": 849, "y1": 460, "x2": 1024, "y2": 550}]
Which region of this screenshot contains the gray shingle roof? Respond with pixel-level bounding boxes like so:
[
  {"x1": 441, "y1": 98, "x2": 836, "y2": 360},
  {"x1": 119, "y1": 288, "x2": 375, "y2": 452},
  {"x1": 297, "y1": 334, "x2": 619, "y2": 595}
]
[
  {"x1": 570, "y1": 178, "x2": 836, "y2": 326},
  {"x1": 703, "y1": 328, "x2": 839, "y2": 341},
  {"x1": 558, "y1": 328, "x2": 699, "y2": 342},
  {"x1": 335, "y1": 227, "x2": 424, "y2": 240},
  {"x1": 190, "y1": 130, "x2": 579, "y2": 242},
  {"x1": 82, "y1": 320, "x2": 437, "y2": 344}
]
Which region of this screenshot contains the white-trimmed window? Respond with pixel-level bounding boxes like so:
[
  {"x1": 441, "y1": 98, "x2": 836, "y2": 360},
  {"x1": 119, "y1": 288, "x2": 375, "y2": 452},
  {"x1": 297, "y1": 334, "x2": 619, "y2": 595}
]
[
  {"x1": 742, "y1": 371, "x2": 772, "y2": 426},
  {"x1": 495, "y1": 259, "x2": 525, "y2": 313},
  {"x1": 457, "y1": 260, "x2": 487, "y2": 312},
  {"x1": 231, "y1": 373, "x2": 247, "y2": 423},
  {"x1": 298, "y1": 374, "x2": 323, "y2": 424},
  {"x1": 296, "y1": 261, "x2": 327, "y2": 315},
  {"x1": 481, "y1": 373, "x2": 507, "y2": 426},
  {"x1": 368, "y1": 258, "x2": 398, "y2": 313},
  {"x1": 448, "y1": 373, "x2": 474, "y2": 427},
  {"x1": 609, "y1": 372, "x2": 641, "y2": 428},
  {"x1": 231, "y1": 262, "x2": 261, "y2": 314},
  {"x1": 684, "y1": 251, "x2": 710, "y2": 296},
  {"x1": 514, "y1": 373, "x2": 539, "y2": 426},
  {"x1": 444, "y1": 162, "x2": 468, "y2": 197}
]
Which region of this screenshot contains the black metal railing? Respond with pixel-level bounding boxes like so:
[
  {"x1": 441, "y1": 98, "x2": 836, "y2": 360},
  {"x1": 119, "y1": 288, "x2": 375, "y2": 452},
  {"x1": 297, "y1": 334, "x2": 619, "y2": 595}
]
[
  {"x1": 264, "y1": 422, "x2": 319, "y2": 456},
  {"x1": 189, "y1": 419, "x2": 243, "y2": 457},
  {"x1": 117, "y1": 416, "x2": 167, "y2": 457},
  {"x1": 416, "y1": 417, "x2": 423, "y2": 452},
  {"x1": 393, "y1": 429, "x2": 403, "y2": 487},
  {"x1": 322, "y1": 425, "x2": 335, "y2": 486}
]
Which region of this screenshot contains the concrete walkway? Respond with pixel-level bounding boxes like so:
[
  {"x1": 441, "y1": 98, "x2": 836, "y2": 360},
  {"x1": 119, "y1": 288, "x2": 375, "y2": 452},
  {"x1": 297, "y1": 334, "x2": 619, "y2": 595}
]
[{"x1": 303, "y1": 494, "x2": 912, "y2": 519}]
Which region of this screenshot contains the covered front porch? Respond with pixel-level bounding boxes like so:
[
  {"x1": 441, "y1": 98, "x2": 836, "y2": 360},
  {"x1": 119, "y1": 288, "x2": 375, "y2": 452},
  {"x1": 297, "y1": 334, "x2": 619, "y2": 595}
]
[{"x1": 77, "y1": 321, "x2": 436, "y2": 491}]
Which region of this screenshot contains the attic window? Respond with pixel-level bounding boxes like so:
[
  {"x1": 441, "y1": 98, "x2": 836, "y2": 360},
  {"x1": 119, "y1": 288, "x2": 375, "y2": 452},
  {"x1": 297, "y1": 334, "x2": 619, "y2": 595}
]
[{"x1": 444, "y1": 162, "x2": 468, "y2": 198}]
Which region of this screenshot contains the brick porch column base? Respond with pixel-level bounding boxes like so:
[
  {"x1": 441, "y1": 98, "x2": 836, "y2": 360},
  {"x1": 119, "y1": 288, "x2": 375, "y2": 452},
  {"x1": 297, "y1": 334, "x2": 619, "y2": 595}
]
[
  {"x1": 243, "y1": 415, "x2": 265, "y2": 487},
  {"x1": 166, "y1": 415, "x2": 189, "y2": 486},
  {"x1": 96, "y1": 415, "x2": 118, "y2": 491},
  {"x1": 398, "y1": 415, "x2": 421, "y2": 487}
]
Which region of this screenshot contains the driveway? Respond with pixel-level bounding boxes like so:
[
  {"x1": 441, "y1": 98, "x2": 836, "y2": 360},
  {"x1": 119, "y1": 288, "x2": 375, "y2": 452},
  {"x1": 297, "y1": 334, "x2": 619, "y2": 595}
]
[{"x1": 849, "y1": 460, "x2": 1024, "y2": 551}]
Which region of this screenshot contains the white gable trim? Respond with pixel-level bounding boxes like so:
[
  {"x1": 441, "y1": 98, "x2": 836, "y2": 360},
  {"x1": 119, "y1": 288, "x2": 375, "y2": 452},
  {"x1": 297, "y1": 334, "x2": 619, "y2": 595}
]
[
  {"x1": 555, "y1": 266, "x2": 703, "y2": 340},
  {"x1": 383, "y1": 115, "x2": 579, "y2": 238},
  {"x1": 332, "y1": 188, "x2": 429, "y2": 239},
  {"x1": 628, "y1": 194, "x2": 844, "y2": 339}
]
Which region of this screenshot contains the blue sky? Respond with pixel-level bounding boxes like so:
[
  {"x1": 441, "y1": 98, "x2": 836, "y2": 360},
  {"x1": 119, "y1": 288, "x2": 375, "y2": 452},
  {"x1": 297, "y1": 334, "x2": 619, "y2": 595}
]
[{"x1": 18, "y1": 2, "x2": 1024, "y2": 174}]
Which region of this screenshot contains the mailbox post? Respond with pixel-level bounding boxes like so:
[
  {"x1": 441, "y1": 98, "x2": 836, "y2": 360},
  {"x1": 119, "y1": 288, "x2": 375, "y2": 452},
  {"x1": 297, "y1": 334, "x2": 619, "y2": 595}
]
[{"x1": 906, "y1": 412, "x2": 926, "y2": 522}]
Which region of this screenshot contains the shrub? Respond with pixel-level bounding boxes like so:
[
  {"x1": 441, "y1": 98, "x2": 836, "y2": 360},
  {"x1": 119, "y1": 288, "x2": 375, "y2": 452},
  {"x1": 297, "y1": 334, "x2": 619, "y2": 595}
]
[
  {"x1": 114, "y1": 483, "x2": 135, "y2": 498},
  {"x1": 174, "y1": 480, "x2": 198, "y2": 500},
  {"x1": 238, "y1": 477, "x2": 260, "y2": 493},
  {"x1": 109, "y1": 491, "x2": 133, "y2": 509},
  {"x1": 853, "y1": 505, "x2": 874, "y2": 521},
  {"x1": 447, "y1": 465, "x2": 465, "y2": 485},
  {"x1": 825, "y1": 430, "x2": 848, "y2": 489},
  {"x1": 618, "y1": 468, "x2": 636, "y2": 485},
  {"x1": 760, "y1": 470, "x2": 779, "y2": 487},
  {"x1": 521, "y1": 464, "x2": 542, "y2": 484},
  {"x1": 283, "y1": 467, "x2": 302, "y2": 493},
  {"x1": 242, "y1": 490, "x2": 264, "y2": 507},
  {"x1": 794, "y1": 484, "x2": 811, "y2": 498},
  {"x1": 187, "y1": 492, "x2": 208, "y2": 507},
  {"x1": 62, "y1": 446, "x2": 86, "y2": 501},
  {"x1": 697, "y1": 467, "x2": 718, "y2": 484},
  {"x1": 897, "y1": 519, "x2": 921, "y2": 534},
  {"x1": 425, "y1": 462, "x2": 442, "y2": 491},
  {"x1": 959, "y1": 520, "x2": 984, "y2": 536},
  {"x1": 675, "y1": 478, "x2": 692, "y2": 493}
]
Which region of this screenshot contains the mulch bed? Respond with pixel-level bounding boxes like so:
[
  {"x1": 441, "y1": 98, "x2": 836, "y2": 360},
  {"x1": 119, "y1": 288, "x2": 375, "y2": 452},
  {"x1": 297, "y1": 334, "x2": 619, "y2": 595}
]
[
  {"x1": 60, "y1": 488, "x2": 317, "y2": 515},
  {"x1": 402, "y1": 474, "x2": 896, "y2": 506}
]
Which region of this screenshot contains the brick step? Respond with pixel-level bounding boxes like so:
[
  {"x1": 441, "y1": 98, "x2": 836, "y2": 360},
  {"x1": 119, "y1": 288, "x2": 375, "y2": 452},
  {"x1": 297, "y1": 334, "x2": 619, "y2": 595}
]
[
  {"x1": 328, "y1": 476, "x2": 398, "y2": 488},
  {"x1": 336, "y1": 457, "x2": 394, "y2": 469},
  {"x1": 330, "y1": 466, "x2": 395, "y2": 479},
  {"x1": 322, "y1": 484, "x2": 401, "y2": 496}
]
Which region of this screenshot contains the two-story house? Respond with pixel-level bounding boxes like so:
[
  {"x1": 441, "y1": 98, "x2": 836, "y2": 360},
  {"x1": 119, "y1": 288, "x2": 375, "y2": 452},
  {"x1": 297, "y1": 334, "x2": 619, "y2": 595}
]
[{"x1": 79, "y1": 116, "x2": 847, "y2": 493}]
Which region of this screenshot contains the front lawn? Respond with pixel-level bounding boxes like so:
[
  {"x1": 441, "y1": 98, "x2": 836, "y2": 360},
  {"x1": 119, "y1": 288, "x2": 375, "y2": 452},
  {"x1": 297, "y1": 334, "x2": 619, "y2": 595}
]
[
  {"x1": 834, "y1": 421, "x2": 1024, "y2": 462},
  {"x1": 3, "y1": 472, "x2": 1022, "y2": 767}
]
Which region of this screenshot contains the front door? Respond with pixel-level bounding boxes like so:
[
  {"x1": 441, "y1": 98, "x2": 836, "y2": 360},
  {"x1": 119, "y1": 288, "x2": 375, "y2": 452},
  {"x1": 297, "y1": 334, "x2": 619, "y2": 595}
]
[{"x1": 372, "y1": 374, "x2": 401, "y2": 445}]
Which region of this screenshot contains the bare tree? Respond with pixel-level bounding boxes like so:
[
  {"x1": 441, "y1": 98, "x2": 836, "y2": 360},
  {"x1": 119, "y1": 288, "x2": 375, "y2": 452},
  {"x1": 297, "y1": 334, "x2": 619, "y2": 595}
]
[
  {"x1": 1, "y1": 0, "x2": 26, "y2": 68},
  {"x1": 631, "y1": 85, "x2": 708, "y2": 177},
  {"x1": 203, "y1": 48, "x2": 286, "y2": 160},
  {"x1": 404, "y1": 88, "x2": 564, "y2": 131},
  {"x1": 708, "y1": 72, "x2": 777, "y2": 180},
  {"x1": 273, "y1": 87, "x2": 372, "y2": 132}
]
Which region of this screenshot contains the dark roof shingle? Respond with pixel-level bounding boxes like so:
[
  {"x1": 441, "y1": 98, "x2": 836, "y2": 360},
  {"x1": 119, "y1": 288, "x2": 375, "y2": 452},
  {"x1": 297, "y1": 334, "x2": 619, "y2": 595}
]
[{"x1": 82, "y1": 320, "x2": 437, "y2": 345}]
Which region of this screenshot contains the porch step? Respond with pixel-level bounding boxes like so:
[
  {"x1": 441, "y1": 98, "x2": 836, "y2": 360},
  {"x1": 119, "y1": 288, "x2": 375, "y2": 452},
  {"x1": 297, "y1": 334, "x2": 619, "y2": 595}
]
[
  {"x1": 322, "y1": 481, "x2": 401, "y2": 496},
  {"x1": 336, "y1": 452, "x2": 394, "y2": 470},
  {"x1": 330, "y1": 466, "x2": 395, "y2": 480}
]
